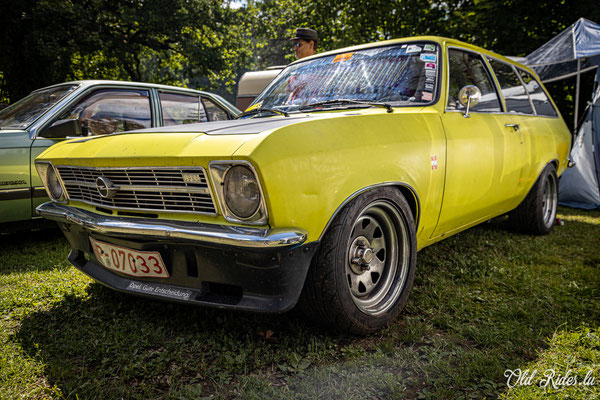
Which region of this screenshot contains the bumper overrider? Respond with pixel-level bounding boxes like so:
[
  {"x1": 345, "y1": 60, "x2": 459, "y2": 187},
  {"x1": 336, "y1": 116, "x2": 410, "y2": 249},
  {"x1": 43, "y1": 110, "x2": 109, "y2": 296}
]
[{"x1": 37, "y1": 202, "x2": 319, "y2": 312}]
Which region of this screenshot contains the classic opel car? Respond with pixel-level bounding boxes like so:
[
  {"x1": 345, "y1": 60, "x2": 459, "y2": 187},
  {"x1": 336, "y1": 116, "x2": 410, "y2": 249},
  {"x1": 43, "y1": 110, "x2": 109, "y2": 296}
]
[
  {"x1": 0, "y1": 80, "x2": 239, "y2": 226},
  {"x1": 35, "y1": 37, "x2": 570, "y2": 334}
]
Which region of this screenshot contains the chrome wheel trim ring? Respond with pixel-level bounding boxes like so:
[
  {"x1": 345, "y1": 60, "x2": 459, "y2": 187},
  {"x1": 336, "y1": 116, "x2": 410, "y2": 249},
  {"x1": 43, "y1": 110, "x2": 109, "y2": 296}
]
[
  {"x1": 542, "y1": 172, "x2": 558, "y2": 228},
  {"x1": 345, "y1": 200, "x2": 410, "y2": 316}
]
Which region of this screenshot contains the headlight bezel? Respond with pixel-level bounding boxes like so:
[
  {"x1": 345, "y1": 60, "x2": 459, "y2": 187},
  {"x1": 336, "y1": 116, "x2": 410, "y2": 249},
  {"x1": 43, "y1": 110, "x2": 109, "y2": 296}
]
[
  {"x1": 209, "y1": 161, "x2": 268, "y2": 225},
  {"x1": 35, "y1": 161, "x2": 67, "y2": 203}
]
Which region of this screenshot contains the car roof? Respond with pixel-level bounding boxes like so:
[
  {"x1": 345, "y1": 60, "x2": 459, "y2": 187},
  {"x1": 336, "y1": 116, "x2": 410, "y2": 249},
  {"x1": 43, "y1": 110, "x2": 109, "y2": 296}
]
[{"x1": 32, "y1": 80, "x2": 215, "y2": 96}]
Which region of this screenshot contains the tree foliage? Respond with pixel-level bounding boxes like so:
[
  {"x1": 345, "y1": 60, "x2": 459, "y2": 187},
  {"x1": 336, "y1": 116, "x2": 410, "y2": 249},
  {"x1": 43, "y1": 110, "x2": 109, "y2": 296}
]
[{"x1": 0, "y1": 0, "x2": 251, "y2": 102}]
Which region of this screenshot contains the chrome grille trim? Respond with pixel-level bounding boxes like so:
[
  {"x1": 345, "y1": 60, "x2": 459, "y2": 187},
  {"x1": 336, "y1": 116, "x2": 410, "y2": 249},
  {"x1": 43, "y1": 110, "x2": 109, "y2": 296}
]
[{"x1": 55, "y1": 166, "x2": 217, "y2": 215}]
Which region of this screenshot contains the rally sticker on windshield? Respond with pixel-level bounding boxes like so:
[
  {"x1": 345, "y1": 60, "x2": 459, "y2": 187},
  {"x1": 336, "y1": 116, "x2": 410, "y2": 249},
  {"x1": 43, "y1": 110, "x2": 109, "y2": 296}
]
[
  {"x1": 420, "y1": 53, "x2": 437, "y2": 62},
  {"x1": 405, "y1": 45, "x2": 422, "y2": 53},
  {"x1": 424, "y1": 44, "x2": 436, "y2": 52},
  {"x1": 333, "y1": 52, "x2": 354, "y2": 63}
]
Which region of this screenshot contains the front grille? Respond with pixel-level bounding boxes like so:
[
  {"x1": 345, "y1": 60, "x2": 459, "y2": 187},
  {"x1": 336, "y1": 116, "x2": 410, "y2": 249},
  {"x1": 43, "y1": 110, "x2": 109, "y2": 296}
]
[{"x1": 56, "y1": 166, "x2": 216, "y2": 214}]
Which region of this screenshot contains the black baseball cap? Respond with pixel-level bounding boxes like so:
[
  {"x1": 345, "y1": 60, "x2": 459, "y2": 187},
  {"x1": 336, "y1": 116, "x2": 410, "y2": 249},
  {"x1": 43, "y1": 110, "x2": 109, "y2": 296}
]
[{"x1": 290, "y1": 28, "x2": 319, "y2": 42}]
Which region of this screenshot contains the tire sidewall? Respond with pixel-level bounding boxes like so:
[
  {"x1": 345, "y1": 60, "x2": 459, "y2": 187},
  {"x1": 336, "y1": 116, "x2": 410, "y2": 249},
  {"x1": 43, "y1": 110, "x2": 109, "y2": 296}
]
[{"x1": 328, "y1": 187, "x2": 417, "y2": 333}]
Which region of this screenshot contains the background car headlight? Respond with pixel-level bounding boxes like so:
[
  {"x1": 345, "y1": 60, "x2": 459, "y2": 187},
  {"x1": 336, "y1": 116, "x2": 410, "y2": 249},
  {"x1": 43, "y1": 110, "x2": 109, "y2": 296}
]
[{"x1": 223, "y1": 165, "x2": 260, "y2": 219}]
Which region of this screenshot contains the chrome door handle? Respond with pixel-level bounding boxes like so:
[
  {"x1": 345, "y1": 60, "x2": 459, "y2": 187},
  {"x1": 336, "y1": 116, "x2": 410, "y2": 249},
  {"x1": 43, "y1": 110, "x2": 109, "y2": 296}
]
[{"x1": 505, "y1": 123, "x2": 520, "y2": 131}]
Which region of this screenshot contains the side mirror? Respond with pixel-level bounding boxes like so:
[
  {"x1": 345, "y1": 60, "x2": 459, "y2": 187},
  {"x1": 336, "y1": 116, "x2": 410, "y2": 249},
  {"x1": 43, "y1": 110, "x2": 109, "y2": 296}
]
[
  {"x1": 458, "y1": 85, "x2": 481, "y2": 118},
  {"x1": 38, "y1": 119, "x2": 82, "y2": 138}
]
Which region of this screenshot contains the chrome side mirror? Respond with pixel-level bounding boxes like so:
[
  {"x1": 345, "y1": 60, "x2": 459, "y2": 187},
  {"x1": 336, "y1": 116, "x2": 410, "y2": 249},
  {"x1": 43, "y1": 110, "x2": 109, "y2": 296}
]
[{"x1": 458, "y1": 85, "x2": 481, "y2": 118}]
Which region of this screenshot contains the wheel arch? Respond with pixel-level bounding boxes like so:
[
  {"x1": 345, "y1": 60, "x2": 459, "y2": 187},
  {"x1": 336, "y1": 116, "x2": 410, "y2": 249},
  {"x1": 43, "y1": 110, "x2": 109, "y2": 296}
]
[{"x1": 318, "y1": 182, "x2": 420, "y2": 242}]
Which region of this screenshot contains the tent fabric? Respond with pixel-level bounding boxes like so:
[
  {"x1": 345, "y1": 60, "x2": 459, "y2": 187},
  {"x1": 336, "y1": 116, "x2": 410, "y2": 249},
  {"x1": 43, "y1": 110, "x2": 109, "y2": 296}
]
[
  {"x1": 525, "y1": 18, "x2": 600, "y2": 82},
  {"x1": 558, "y1": 67, "x2": 600, "y2": 209}
]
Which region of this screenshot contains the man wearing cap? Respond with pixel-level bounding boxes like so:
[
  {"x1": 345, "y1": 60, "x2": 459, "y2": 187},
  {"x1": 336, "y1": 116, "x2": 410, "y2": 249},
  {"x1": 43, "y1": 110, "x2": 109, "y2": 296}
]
[{"x1": 290, "y1": 28, "x2": 319, "y2": 59}]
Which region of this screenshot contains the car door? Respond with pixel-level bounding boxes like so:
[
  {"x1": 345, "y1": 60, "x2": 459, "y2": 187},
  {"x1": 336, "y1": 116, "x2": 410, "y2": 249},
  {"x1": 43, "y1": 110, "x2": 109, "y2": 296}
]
[
  {"x1": 432, "y1": 48, "x2": 524, "y2": 238},
  {"x1": 486, "y1": 58, "x2": 542, "y2": 198},
  {"x1": 31, "y1": 88, "x2": 153, "y2": 212}
]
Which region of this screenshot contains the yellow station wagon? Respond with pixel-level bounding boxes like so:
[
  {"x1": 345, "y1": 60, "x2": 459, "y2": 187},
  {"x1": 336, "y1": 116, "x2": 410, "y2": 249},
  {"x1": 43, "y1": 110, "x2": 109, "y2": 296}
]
[{"x1": 35, "y1": 37, "x2": 571, "y2": 334}]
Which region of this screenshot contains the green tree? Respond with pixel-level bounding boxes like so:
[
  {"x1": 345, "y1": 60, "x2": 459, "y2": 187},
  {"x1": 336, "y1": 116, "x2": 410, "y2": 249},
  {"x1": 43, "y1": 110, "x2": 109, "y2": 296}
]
[{"x1": 0, "y1": 0, "x2": 250, "y2": 103}]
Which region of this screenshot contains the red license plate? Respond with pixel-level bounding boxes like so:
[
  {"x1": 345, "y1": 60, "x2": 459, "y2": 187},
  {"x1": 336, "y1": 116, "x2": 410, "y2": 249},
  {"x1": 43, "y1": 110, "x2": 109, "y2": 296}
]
[{"x1": 90, "y1": 237, "x2": 169, "y2": 278}]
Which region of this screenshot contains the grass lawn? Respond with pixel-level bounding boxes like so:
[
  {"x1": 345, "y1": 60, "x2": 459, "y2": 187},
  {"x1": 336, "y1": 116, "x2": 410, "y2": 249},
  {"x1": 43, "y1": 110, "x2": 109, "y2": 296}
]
[{"x1": 1, "y1": 207, "x2": 598, "y2": 399}]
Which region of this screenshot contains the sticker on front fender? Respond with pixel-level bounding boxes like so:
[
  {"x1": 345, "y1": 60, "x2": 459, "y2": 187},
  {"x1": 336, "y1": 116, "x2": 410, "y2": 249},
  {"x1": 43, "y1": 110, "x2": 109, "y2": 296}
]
[{"x1": 90, "y1": 237, "x2": 169, "y2": 278}]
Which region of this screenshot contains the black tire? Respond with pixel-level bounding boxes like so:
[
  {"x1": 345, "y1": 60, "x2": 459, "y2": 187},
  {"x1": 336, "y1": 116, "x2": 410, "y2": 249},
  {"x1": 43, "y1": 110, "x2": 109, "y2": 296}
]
[
  {"x1": 299, "y1": 187, "x2": 417, "y2": 335},
  {"x1": 509, "y1": 164, "x2": 558, "y2": 235}
]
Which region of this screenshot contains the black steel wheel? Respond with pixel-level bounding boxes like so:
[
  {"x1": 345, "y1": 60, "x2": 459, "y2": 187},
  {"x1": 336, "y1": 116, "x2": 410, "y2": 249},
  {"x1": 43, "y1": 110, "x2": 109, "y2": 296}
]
[{"x1": 299, "y1": 187, "x2": 417, "y2": 335}]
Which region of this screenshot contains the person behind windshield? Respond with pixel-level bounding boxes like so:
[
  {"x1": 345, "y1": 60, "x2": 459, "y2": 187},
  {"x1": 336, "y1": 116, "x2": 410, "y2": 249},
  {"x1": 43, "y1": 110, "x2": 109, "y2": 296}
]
[{"x1": 290, "y1": 28, "x2": 319, "y2": 59}]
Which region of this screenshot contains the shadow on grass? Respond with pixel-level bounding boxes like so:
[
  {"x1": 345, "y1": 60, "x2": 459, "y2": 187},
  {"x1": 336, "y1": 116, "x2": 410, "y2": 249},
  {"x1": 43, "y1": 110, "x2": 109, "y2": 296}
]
[
  {"x1": 12, "y1": 207, "x2": 600, "y2": 399},
  {"x1": 0, "y1": 224, "x2": 71, "y2": 274},
  {"x1": 14, "y1": 281, "x2": 340, "y2": 399}
]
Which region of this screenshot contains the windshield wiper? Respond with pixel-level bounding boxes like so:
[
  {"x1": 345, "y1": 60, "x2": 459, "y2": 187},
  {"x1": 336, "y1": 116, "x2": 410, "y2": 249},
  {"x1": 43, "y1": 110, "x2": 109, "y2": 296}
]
[
  {"x1": 236, "y1": 107, "x2": 289, "y2": 119},
  {"x1": 301, "y1": 99, "x2": 394, "y2": 113}
]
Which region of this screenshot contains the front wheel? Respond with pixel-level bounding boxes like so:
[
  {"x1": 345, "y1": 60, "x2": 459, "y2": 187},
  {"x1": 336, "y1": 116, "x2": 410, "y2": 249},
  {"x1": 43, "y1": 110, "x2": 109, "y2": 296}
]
[
  {"x1": 299, "y1": 187, "x2": 417, "y2": 335},
  {"x1": 509, "y1": 164, "x2": 558, "y2": 235}
]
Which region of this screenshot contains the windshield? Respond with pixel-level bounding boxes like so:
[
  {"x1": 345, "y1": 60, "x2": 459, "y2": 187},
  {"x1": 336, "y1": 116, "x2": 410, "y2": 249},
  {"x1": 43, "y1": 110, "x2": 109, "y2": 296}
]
[
  {"x1": 0, "y1": 84, "x2": 78, "y2": 130},
  {"x1": 253, "y1": 42, "x2": 440, "y2": 113}
]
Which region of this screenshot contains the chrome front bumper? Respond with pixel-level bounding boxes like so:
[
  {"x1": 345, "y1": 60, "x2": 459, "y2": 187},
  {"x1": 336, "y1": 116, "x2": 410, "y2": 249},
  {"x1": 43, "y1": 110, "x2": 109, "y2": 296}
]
[{"x1": 36, "y1": 202, "x2": 307, "y2": 248}]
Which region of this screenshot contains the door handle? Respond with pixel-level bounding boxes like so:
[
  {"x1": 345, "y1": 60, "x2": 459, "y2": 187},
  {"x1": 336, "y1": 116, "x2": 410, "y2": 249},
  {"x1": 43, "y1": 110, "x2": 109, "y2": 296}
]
[{"x1": 505, "y1": 123, "x2": 520, "y2": 131}]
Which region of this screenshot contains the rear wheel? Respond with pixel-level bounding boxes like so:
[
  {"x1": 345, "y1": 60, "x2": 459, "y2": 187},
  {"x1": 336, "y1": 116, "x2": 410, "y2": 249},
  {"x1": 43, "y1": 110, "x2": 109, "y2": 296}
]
[
  {"x1": 299, "y1": 187, "x2": 417, "y2": 335},
  {"x1": 509, "y1": 164, "x2": 558, "y2": 235}
]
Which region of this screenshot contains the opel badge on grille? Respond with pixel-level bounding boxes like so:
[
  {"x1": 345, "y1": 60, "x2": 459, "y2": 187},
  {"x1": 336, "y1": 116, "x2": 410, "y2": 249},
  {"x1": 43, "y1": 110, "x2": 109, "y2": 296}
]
[{"x1": 95, "y1": 176, "x2": 118, "y2": 199}]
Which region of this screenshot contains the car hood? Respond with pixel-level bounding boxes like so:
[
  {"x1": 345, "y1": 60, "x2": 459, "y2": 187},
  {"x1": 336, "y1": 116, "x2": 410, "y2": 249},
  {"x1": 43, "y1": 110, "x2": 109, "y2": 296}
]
[{"x1": 36, "y1": 109, "x2": 423, "y2": 164}]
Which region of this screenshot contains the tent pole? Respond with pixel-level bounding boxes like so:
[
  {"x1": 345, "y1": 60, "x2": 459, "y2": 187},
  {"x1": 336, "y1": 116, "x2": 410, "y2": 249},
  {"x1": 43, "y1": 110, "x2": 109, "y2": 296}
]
[{"x1": 575, "y1": 58, "x2": 581, "y2": 131}]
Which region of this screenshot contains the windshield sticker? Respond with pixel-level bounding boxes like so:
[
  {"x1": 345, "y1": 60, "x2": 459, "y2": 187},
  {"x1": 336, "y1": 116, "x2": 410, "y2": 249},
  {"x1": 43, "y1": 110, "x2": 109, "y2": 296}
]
[
  {"x1": 426, "y1": 77, "x2": 435, "y2": 83},
  {"x1": 426, "y1": 69, "x2": 437, "y2": 77},
  {"x1": 405, "y1": 45, "x2": 422, "y2": 53},
  {"x1": 424, "y1": 44, "x2": 436, "y2": 52},
  {"x1": 425, "y1": 63, "x2": 437, "y2": 70},
  {"x1": 422, "y1": 92, "x2": 433, "y2": 101},
  {"x1": 425, "y1": 83, "x2": 434, "y2": 91},
  {"x1": 420, "y1": 54, "x2": 437, "y2": 62},
  {"x1": 333, "y1": 52, "x2": 354, "y2": 63}
]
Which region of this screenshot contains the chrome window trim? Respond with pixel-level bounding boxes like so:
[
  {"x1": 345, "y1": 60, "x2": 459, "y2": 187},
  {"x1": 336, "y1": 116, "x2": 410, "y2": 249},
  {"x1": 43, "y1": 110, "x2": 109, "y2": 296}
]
[
  {"x1": 54, "y1": 165, "x2": 218, "y2": 216},
  {"x1": 444, "y1": 46, "x2": 503, "y2": 115},
  {"x1": 208, "y1": 160, "x2": 269, "y2": 226}
]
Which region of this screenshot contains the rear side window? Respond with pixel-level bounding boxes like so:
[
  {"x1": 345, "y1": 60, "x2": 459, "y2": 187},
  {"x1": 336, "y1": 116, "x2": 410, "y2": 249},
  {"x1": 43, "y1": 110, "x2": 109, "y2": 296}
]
[
  {"x1": 488, "y1": 59, "x2": 534, "y2": 115},
  {"x1": 447, "y1": 49, "x2": 501, "y2": 112},
  {"x1": 518, "y1": 69, "x2": 558, "y2": 117},
  {"x1": 159, "y1": 92, "x2": 208, "y2": 125}
]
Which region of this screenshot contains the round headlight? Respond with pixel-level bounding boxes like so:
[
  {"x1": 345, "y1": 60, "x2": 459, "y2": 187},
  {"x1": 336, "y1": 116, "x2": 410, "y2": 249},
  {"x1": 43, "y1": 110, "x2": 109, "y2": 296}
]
[
  {"x1": 47, "y1": 166, "x2": 64, "y2": 200},
  {"x1": 223, "y1": 165, "x2": 260, "y2": 219}
]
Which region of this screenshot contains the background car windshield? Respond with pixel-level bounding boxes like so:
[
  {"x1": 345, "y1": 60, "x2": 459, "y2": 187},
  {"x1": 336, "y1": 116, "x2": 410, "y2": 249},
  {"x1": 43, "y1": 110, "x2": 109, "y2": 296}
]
[
  {"x1": 254, "y1": 43, "x2": 439, "y2": 112},
  {"x1": 0, "y1": 84, "x2": 77, "y2": 130}
]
